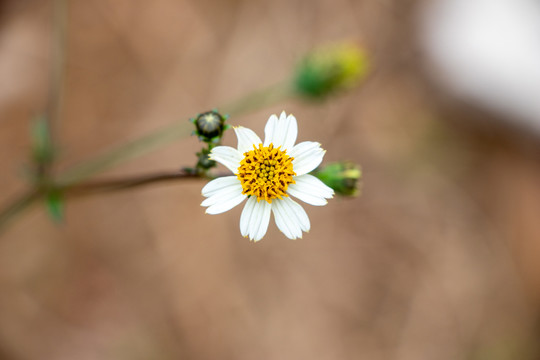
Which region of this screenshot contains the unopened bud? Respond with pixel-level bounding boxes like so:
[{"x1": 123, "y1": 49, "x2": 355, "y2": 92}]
[
  {"x1": 196, "y1": 147, "x2": 216, "y2": 170},
  {"x1": 294, "y1": 43, "x2": 369, "y2": 99},
  {"x1": 192, "y1": 111, "x2": 227, "y2": 142},
  {"x1": 314, "y1": 161, "x2": 362, "y2": 197}
]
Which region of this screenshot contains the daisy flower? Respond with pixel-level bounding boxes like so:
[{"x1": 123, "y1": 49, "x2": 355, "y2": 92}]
[{"x1": 201, "y1": 111, "x2": 334, "y2": 241}]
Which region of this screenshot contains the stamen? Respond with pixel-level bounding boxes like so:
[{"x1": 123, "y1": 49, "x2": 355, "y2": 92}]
[{"x1": 237, "y1": 143, "x2": 296, "y2": 203}]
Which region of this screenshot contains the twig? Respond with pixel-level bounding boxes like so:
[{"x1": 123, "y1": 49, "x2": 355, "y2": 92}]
[
  {"x1": 0, "y1": 190, "x2": 42, "y2": 233},
  {"x1": 56, "y1": 122, "x2": 191, "y2": 186},
  {"x1": 221, "y1": 81, "x2": 295, "y2": 116},
  {"x1": 0, "y1": 169, "x2": 228, "y2": 232},
  {"x1": 40, "y1": 0, "x2": 67, "y2": 178},
  {"x1": 62, "y1": 170, "x2": 204, "y2": 197}
]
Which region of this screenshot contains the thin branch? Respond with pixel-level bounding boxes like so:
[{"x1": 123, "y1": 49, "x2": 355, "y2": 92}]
[
  {"x1": 41, "y1": 0, "x2": 67, "y2": 175},
  {"x1": 62, "y1": 169, "x2": 204, "y2": 197},
  {"x1": 0, "y1": 0, "x2": 68, "y2": 233},
  {"x1": 56, "y1": 81, "x2": 293, "y2": 186},
  {"x1": 221, "y1": 81, "x2": 295, "y2": 116},
  {"x1": 0, "y1": 169, "x2": 221, "y2": 233},
  {"x1": 0, "y1": 190, "x2": 41, "y2": 233},
  {"x1": 56, "y1": 122, "x2": 191, "y2": 186},
  {"x1": 47, "y1": 0, "x2": 67, "y2": 136}
]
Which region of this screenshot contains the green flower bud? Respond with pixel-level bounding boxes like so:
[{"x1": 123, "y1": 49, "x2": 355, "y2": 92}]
[
  {"x1": 294, "y1": 43, "x2": 369, "y2": 99},
  {"x1": 313, "y1": 161, "x2": 362, "y2": 197},
  {"x1": 192, "y1": 111, "x2": 226, "y2": 142},
  {"x1": 196, "y1": 147, "x2": 216, "y2": 171}
]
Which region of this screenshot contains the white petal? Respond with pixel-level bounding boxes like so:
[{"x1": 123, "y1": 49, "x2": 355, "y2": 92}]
[
  {"x1": 289, "y1": 141, "x2": 325, "y2": 176},
  {"x1": 205, "y1": 193, "x2": 246, "y2": 214},
  {"x1": 201, "y1": 181, "x2": 243, "y2": 207},
  {"x1": 201, "y1": 178, "x2": 245, "y2": 214},
  {"x1": 272, "y1": 197, "x2": 310, "y2": 239},
  {"x1": 201, "y1": 176, "x2": 240, "y2": 197},
  {"x1": 263, "y1": 111, "x2": 298, "y2": 151},
  {"x1": 287, "y1": 174, "x2": 334, "y2": 206},
  {"x1": 234, "y1": 127, "x2": 262, "y2": 154},
  {"x1": 294, "y1": 174, "x2": 334, "y2": 198},
  {"x1": 251, "y1": 200, "x2": 272, "y2": 241},
  {"x1": 240, "y1": 196, "x2": 257, "y2": 237},
  {"x1": 282, "y1": 197, "x2": 310, "y2": 232},
  {"x1": 272, "y1": 202, "x2": 296, "y2": 239},
  {"x1": 263, "y1": 114, "x2": 278, "y2": 147},
  {"x1": 209, "y1": 146, "x2": 243, "y2": 174},
  {"x1": 240, "y1": 197, "x2": 271, "y2": 241},
  {"x1": 281, "y1": 114, "x2": 298, "y2": 151}
]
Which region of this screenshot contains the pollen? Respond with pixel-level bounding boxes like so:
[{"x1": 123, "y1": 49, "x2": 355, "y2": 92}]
[{"x1": 237, "y1": 143, "x2": 296, "y2": 203}]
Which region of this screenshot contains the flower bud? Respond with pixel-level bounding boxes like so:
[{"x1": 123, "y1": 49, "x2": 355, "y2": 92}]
[
  {"x1": 192, "y1": 111, "x2": 226, "y2": 142},
  {"x1": 294, "y1": 43, "x2": 369, "y2": 99},
  {"x1": 196, "y1": 147, "x2": 217, "y2": 170},
  {"x1": 314, "y1": 161, "x2": 362, "y2": 196}
]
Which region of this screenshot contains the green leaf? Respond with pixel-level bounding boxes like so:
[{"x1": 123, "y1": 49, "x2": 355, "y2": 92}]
[{"x1": 46, "y1": 190, "x2": 64, "y2": 223}]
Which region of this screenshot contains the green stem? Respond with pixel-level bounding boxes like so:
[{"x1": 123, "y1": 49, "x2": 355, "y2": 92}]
[
  {"x1": 0, "y1": 190, "x2": 42, "y2": 233},
  {"x1": 57, "y1": 121, "x2": 191, "y2": 185},
  {"x1": 58, "y1": 81, "x2": 294, "y2": 185},
  {"x1": 221, "y1": 81, "x2": 295, "y2": 116},
  {"x1": 36, "y1": 0, "x2": 68, "y2": 178},
  {"x1": 1, "y1": 0, "x2": 70, "y2": 233},
  {"x1": 47, "y1": 0, "x2": 67, "y2": 147}
]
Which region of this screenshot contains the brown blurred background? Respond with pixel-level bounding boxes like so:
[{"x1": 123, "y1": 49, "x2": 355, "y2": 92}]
[{"x1": 1, "y1": 0, "x2": 540, "y2": 359}]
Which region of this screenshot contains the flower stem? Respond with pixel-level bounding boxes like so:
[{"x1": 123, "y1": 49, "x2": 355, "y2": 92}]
[
  {"x1": 57, "y1": 121, "x2": 191, "y2": 186},
  {"x1": 61, "y1": 170, "x2": 202, "y2": 197},
  {"x1": 46, "y1": 0, "x2": 67, "y2": 150},
  {"x1": 58, "y1": 81, "x2": 294, "y2": 186},
  {"x1": 222, "y1": 81, "x2": 295, "y2": 116},
  {"x1": 0, "y1": 81, "x2": 295, "y2": 232},
  {"x1": 0, "y1": 170, "x2": 215, "y2": 232}
]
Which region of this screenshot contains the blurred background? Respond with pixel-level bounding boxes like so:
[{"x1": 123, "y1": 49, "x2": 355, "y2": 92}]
[{"x1": 1, "y1": 0, "x2": 540, "y2": 359}]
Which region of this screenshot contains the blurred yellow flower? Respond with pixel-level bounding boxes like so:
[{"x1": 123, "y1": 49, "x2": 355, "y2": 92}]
[{"x1": 295, "y1": 42, "x2": 369, "y2": 98}]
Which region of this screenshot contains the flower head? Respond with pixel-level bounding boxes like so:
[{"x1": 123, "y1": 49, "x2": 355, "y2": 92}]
[{"x1": 201, "y1": 111, "x2": 334, "y2": 241}]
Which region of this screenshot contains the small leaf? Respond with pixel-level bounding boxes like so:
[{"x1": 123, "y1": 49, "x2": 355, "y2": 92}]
[
  {"x1": 31, "y1": 115, "x2": 54, "y2": 165},
  {"x1": 46, "y1": 190, "x2": 64, "y2": 223}
]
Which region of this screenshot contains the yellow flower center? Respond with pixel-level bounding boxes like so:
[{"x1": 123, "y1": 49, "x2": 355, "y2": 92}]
[{"x1": 237, "y1": 143, "x2": 296, "y2": 203}]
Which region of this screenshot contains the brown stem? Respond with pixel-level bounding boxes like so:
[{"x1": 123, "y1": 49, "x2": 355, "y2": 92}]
[
  {"x1": 0, "y1": 169, "x2": 228, "y2": 233},
  {"x1": 62, "y1": 169, "x2": 203, "y2": 197}
]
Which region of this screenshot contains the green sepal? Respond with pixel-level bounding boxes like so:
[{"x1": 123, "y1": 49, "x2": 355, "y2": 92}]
[{"x1": 313, "y1": 161, "x2": 362, "y2": 197}]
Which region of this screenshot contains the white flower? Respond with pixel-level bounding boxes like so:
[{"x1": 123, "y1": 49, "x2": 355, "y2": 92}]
[{"x1": 201, "y1": 111, "x2": 334, "y2": 241}]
